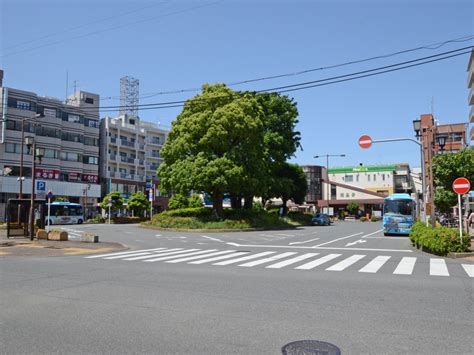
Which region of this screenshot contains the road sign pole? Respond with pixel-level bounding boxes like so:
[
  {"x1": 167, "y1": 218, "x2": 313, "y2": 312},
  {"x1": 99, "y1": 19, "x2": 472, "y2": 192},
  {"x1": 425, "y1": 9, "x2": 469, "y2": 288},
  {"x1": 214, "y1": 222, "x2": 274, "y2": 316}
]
[
  {"x1": 458, "y1": 193, "x2": 463, "y2": 244},
  {"x1": 47, "y1": 197, "x2": 51, "y2": 232},
  {"x1": 108, "y1": 205, "x2": 111, "y2": 224}
]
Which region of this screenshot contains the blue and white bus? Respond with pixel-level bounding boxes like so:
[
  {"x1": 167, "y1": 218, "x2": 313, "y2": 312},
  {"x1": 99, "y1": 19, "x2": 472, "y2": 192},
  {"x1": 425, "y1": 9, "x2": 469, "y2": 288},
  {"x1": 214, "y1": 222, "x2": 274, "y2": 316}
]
[
  {"x1": 45, "y1": 202, "x2": 84, "y2": 225},
  {"x1": 383, "y1": 193, "x2": 416, "y2": 236}
]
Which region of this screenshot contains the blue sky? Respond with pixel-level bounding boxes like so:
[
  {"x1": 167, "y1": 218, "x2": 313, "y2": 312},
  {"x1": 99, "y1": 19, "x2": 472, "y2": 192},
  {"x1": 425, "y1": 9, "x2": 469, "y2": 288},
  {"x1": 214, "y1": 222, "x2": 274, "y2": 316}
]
[{"x1": 1, "y1": 0, "x2": 472, "y2": 169}]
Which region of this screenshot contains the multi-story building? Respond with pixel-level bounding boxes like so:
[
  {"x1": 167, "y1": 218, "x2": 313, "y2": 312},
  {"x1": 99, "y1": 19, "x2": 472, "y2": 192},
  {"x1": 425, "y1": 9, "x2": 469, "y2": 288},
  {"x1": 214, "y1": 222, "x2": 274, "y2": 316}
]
[
  {"x1": 0, "y1": 84, "x2": 101, "y2": 220},
  {"x1": 468, "y1": 48, "x2": 474, "y2": 141},
  {"x1": 99, "y1": 114, "x2": 169, "y2": 212}
]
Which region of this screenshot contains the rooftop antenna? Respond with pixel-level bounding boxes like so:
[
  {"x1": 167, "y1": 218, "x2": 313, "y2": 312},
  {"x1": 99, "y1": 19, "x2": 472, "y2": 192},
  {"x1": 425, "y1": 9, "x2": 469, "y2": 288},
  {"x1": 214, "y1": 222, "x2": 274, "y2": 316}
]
[
  {"x1": 72, "y1": 80, "x2": 78, "y2": 93},
  {"x1": 65, "y1": 70, "x2": 68, "y2": 100},
  {"x1": 431, "y1": 96, "x2": 439, "y2": 124},
  {"x1": 120, "y1": 76, "x2": 139, "y2": 118}
]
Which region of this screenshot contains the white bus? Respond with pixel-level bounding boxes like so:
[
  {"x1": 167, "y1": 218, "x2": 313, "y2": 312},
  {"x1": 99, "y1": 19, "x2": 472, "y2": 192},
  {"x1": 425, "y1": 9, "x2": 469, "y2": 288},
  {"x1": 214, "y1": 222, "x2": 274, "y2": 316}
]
[{"x1": 46, "y1": 202, "x2": 85, "y2": 225}]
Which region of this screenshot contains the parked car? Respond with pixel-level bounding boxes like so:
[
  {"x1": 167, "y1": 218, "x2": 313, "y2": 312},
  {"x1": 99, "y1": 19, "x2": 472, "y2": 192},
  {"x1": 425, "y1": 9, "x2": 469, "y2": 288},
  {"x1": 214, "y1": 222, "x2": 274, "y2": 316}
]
[{"x1": 312, "y1": 213, "x2": 331, "y2": 226}]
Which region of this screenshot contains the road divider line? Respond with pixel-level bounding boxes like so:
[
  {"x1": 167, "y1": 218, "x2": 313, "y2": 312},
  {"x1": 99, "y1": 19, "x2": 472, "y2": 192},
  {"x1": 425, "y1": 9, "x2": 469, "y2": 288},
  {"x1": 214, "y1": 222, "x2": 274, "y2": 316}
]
[
  {"x1": 213, "y1": 251, "x2": 276, "y2": 265},
  {"x1": 295, "y1": 254, "x2": 341, "y2": 270},
  {"x1": 166, "y1": 250, "x2": 237, "y2": 263},
  {"x1": 289, "y1": 238, "x2": 320, "y2": 245},
  {"x1": 85, "y1": 248, "x2": 167, "y2": 259},
  {"x1": 393, "y1": 257, "x2": 417, "y2": 275},
  {"x1": 104, "y1": 252, "x2": 152, "y2": 260},
  {"x1": 188, "y1": 252, "x2": 249, "y2": 264},
  {"x1": 326, "y1": 254, "x2": 366, "y2": 271},
  {"x1": 361, "y1": 229, "x2": 383, "y2": 239},
  {"x1": 266, "y1": 253, "x2": 319, "y2": 269},
  {"x1": 461, "y1": 264, "x2": 474, "y2": 277},
  {"x1": 429, "y1": 258, "x2": 449, "y2": 276},
  {"x1": 359, "y1": 256, "x2": 391, "y2": 273},
  {"x1": 313, "y1": 232, "x2": 364, "y2": 247},
  {"x1": 201, "y1": 235, "x2": 225, "y2": 242},
  {"x1": 239, "y1": 252, "x2": 297, "y2": 267},
  {"x1": 144, "y1": 249, "x2": 217, "y2": 262}
]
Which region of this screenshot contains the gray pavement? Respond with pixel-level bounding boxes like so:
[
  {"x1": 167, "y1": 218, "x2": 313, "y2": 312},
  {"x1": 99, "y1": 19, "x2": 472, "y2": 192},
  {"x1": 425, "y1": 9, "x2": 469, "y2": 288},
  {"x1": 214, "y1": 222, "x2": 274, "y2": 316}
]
[{"x1": 1, "y1": 221, "x2": 473, "y2": 354}]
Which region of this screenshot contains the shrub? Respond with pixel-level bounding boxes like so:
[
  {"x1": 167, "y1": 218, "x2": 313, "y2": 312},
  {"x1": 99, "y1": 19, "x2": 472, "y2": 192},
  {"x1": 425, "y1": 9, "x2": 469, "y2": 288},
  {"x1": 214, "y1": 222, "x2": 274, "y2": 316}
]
[
  {"x1": 285, "y1": 211, "x2": 313, "y2": 225},
  {"x1": 88, "y1": 215, "x2": 105, "y2": 224},
  {"x1": 360, "y1": 217, "x2": 368, "y2": 222},
  {"x1": 168, "y1": 194, "x2": 189, "y2": 210},
  {"x1": 409, "y1": 222, "x2": 470, "y2": 255},
  {"x1": 112, "y1": 216, "x2": 147, "y2": 224},
  {"x1": 370, "y1": 216, "x2": 380, "y2": 222},
  {"x1": 188, "y1": 194, "x2": 204, "y2": 208}
]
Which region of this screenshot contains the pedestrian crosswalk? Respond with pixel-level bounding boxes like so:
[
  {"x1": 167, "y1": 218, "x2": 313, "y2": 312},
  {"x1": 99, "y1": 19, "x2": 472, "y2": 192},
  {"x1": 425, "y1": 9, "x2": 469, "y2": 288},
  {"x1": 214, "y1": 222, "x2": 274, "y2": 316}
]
[{"x1": 85, "y1": 247, "x2": 474, "y2": 278}]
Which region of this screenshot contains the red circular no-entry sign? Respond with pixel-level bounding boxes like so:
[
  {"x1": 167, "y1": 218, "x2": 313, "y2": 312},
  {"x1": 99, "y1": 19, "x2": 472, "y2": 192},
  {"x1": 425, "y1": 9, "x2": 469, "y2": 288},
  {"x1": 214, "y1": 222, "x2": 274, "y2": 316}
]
[
  {"x1": 452, "y1": 177, "x2": 471, "y2": 195},
  {"x1": 358, "y1": 135, "x2": 373, "y2": 149}
]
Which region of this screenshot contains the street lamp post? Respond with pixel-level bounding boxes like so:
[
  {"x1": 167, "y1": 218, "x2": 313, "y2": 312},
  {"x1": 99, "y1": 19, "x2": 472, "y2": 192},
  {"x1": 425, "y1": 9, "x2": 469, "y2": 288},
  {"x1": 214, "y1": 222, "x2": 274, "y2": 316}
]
[
  {"x1": 19, "y1": 113, "x2": 43, "y2": 199},
  {"x1": 25, "y1": 137, "x2": 44, "y2": 240},
  {"x1": 83, "y1": 183, "x2": 91, "y2": 221},
  {"x1": 314, "y1": 154, "x2": 346, "y2": 215}
]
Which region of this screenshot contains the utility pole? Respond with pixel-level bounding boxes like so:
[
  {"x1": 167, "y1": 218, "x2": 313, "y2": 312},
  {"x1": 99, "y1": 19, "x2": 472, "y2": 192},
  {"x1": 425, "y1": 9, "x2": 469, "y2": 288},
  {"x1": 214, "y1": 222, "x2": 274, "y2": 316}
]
[{"x1": 314, "y1": 154, "x2": 346, "y2": 215}]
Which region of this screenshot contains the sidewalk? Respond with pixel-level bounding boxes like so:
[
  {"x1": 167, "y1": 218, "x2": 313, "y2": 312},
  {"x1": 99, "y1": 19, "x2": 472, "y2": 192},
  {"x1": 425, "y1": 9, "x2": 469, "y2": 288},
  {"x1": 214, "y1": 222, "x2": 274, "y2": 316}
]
[{"x1": 0, "y1": 228, "x2": 127, "y2": 257}]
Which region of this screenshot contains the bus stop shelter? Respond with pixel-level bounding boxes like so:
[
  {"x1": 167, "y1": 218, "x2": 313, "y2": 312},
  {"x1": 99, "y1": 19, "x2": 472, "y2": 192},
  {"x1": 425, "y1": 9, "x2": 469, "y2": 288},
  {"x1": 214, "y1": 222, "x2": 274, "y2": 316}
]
[{"x1": 6, "y1": 199, "x2": 46, "y2": 239}]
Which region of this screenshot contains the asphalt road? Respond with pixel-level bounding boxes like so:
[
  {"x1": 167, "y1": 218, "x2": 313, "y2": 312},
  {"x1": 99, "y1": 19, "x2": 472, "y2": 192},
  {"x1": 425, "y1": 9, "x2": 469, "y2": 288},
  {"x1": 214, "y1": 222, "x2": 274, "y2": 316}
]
[{"x1": 1, "y1": 221, "x2": 473, "y2": 354}]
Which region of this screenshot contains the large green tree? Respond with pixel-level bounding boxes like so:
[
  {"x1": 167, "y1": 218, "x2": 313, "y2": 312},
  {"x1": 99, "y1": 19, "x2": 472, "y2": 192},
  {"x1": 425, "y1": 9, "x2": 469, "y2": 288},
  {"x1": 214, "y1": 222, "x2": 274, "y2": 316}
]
[
  {"x1": 127, "y1": 191, "x2": 150, "y2": 217},
  {"x1": 158, "y1": 84, "x2": 265, "y2": 217},
  {"x1": 100, "y1": 192, "x2": 124, "y2": 212},
  {"x1": 270, "y1": 163, "x2": 307, "y2": 215},
  {"x1": 433, "y1": 149, "x2": 474, "y2": 212},
  {"x1": 432, "y1": 149, "x2": 474, "y2": 190}
]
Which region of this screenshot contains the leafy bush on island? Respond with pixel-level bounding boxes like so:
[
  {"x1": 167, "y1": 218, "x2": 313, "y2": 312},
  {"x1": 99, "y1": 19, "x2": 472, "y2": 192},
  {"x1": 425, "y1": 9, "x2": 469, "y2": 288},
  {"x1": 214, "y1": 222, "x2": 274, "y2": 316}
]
[{"x1": 409, "y1": 222, "x2": 470, "y2": 255}]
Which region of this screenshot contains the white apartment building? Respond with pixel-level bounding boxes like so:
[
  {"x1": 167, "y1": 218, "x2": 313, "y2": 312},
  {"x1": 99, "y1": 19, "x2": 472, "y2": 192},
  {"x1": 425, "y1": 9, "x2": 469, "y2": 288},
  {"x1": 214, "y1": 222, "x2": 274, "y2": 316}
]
[
  {"x1": 0, "y1": 84, "x2": 101, "y2": 221},
  {"x1": 99, "y1": 114, "x2": 169, "y2": 211}
]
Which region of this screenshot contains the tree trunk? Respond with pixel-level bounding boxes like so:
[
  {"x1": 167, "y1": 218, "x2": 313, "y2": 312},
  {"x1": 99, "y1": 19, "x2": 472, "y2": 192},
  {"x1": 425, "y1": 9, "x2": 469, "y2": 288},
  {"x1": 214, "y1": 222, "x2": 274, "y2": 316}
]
[
  {"x1": 244, "y1": 194, "x2": 253, "y2": 209},
  {"x1": 212, "y1": 192, "x2": 224, "y2": 218},
  {"x1": 230, "y1": 193, "x2": 242, "y2": 209},
  {"x1": 282, "y1": 198, "x2": 288, "y2": 216}
]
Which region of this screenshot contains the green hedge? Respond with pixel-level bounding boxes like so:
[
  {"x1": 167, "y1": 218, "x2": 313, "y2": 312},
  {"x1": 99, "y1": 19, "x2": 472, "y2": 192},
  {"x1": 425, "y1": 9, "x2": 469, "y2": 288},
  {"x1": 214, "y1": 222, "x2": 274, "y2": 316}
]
[
  {"x1": 409, "y1": 222, "x2": 470, "y2": 255},
  {"x1": 146, "y1": 207, "x2": 314, "y2": 230}
]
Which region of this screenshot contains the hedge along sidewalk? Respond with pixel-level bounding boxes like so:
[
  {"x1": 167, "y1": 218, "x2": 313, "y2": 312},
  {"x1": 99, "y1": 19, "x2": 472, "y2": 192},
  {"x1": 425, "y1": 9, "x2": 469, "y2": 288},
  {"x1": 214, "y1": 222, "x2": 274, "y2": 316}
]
[
  {"x1": 140, "y1": 222, "x2": 301, "y2": 233},
  {"x1": 409, "y1": 221, "x2": 472, "y2": 257}
]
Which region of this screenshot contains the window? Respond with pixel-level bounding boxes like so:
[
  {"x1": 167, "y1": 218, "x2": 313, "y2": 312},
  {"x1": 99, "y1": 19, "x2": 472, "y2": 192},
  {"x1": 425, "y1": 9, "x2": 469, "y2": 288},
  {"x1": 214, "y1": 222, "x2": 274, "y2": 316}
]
[
  {"x1": 60, "y1": 152, "x2": 81, "y2": 161},
  {"x1": 129, "y1": 119, "x2": 135, "y2": 125},
  {"x1": 68, "y1": 114, "x2": 81, "y2": 123},
  {"x1": 86, "y1": 119, "x2": 99, "y2": 128},
  {"x1": 345, "y1": 175, "x2": 353, "y2": 182},
  {"x1": 83, "y1": 156, "x2": 98, "y2": 165},
  {"x1": 37, "y1": 126, "x2": 60, "y2": 138},
  {"x1": 382, "y1": 174, "x2": 385, "y2": 181},
  {"x1": 61, "y1": 132, "x2": 82, "y2": 143},
  {"x1": 85, "y1": 97, "x2": 94, "y2": 104},
  {"x1": 368, "y1": 174, "x2": 371, "y2": 182},
  {"x1": 356, "y1": 175, "x2": 359, "y2": 182},
  {"x1": 340, "y1": 193, "x2": 344, "y2": 197},
  {"x1": 43, "y1": 107, "x2": 57, "y2": 119},
  {"x1": 44, "y1": 149, "x2": 59, "y2": 159},
  {"x1": 352, "y1": 193, "x2": 355, "y2": 197},
  {"x1": 84, "y1": 137, "x2": 98, "y2": 146},
  {"x1": 5, "y1": 143, "x2": 22, "y2": 154},
  {"x1": 373, "y1": 174, "x2": 376, "y2": 181}
]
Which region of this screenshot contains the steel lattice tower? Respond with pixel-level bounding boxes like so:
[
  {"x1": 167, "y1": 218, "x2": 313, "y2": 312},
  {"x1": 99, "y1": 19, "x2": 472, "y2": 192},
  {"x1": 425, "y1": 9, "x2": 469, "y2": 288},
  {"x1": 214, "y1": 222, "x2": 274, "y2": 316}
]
[{"x1": 120, "y1": 76, "x2": 139, "y2": 117}]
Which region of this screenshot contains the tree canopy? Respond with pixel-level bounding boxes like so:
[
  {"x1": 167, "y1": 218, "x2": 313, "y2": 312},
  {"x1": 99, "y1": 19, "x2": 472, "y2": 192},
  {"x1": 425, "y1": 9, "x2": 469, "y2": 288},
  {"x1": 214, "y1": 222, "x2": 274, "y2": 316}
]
[
  {"x1": 158, "y1": 84, "x2": 302, "y2": 216},
  {"x1": 127, "y1": 191, "x2": 150, "y2": 216},
  {"x1": 99, "y1": 191, "x2": 124, "y2": 212},
  {"x1": 432, "y1": 149, "x2": 474, "y2": 190}
]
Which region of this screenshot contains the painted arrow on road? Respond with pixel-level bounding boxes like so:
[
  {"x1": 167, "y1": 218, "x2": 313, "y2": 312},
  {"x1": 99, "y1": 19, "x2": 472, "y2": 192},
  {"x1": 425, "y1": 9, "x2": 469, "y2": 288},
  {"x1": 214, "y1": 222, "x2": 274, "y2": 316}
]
[{"x1": 345, "y1": 239, "x2": 367, "y2": 247}]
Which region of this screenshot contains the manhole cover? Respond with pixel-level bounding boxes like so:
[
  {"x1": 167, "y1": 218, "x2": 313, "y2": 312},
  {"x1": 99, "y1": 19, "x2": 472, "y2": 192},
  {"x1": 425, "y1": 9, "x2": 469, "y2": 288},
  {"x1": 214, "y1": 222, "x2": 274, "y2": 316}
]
[{"x1": 282, "y1": 340, "x2": 341, "y2": 355}]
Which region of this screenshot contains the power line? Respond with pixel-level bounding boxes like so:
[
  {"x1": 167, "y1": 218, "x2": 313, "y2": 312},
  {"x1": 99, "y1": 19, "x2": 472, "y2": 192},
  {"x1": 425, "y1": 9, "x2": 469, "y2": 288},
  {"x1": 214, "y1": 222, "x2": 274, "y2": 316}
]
[
  {"x1": 1, "y1": 1, "x2": 224, "y2": 58},
  {"x1": 71, "y1": 46, "x2": 473, "y2": 112},
  {"x1": 2, "y1": 1, "x2": 170, "y2": 51},
  {"x1": 101, "y1": 35, "x2": 474, "y2": 100}
]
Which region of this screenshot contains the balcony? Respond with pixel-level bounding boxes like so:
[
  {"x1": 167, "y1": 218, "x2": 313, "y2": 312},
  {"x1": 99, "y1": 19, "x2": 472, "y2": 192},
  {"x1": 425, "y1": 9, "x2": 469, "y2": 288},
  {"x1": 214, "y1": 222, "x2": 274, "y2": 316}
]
[
  {"x1": 137, "y1": 143, "x2": 145, "y2": 150},
  {"x1": 110, "y1": 137, "x2": 117, "y2": 144},
  {"x1": 120, "y1": 156, "x2": 136, "y2": 164},
  {"x1": 147, "y1": 152, "x2": 161, "y2": 158},
  {"x1": 120, "y1": 139, "x2": 136, "y2": 148},
  {"x1": 109, "y1": 155, "x2": 117, "y2": 161},
  {"x1": 146, "y1": 138, "x2": 162, "y2": 146}
]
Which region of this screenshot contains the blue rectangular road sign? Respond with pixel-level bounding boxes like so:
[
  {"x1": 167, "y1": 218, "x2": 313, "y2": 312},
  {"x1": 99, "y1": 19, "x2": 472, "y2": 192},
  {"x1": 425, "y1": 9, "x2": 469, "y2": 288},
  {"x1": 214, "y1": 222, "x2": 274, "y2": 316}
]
[{"x1": 36, "y1": 181, "x2": 46, "y2": 191}]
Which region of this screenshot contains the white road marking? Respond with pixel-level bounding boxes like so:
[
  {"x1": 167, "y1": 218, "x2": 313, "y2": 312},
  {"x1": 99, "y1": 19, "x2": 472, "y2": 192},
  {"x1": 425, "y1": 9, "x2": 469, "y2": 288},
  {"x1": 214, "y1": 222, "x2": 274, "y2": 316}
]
[
  {"x1": 313, "y1": 232, "x2": 364, "y2": 247},
  {"x1": 105, "y1": 252, "x2": 152, "y2": 260},
  {"x1": 430, "y1": 259, "x2": 449, "y2": 276},
  {"x1": 295, "y1": 254, "x2": 341, "y2": 270},
  {"x1": 313, "y1": 246, "x2": 412, "y2": 253},
  {"x1": 155, "y1": 234, "x2": 162, "y2": 237},
  {"x1": 144, "y1": 249, "x2": 217, "y2": 262},
  {"x1": 326, "y1": 255, "x2": 366, "y2": 271},
  {"x1": 266, "y1": 253, "x2": 319, "y2": 269},
  {"x1": 393, "y1": 257, "x2": 417, "y2": 275},
  {"x1": 289, "y1": 238, "x2": 320, "y2": 245},
  {"x1": 359, "y1": 256, "x2": 391, "y2": 273},
  {"x1": 85, "y1": 248, "x2": 166, "y2": 259},
  {"x1": 201, "y1": 235, "x2": 224, "y2": 242},
  {"x1": 123, "y1": 249, "x2": 187, "y2": 261},
  {"x1": 461, "y1": 264, "x2": 474, "y2": 277},
  {"x1": 239, "y1": 252, "x2": 297, "y2": 267},
  {"x1": 345, "y1": 239, "x2": 367, "y2": 247},
  {"x1": 188, "y1": 251, "x2": 249, "y2": 264},
  {"x1": 361, "y1": 229, "x2": 383, "y2": 239},
  {"x1": 166, "y1": 250, "x2": 237, "y2": 263},
  {"x1": 213, "y1": 252, "x2": 276, "y2": 265},
  {"x1": 275, "y1": 233, "x2": 295, "y2": 237}
]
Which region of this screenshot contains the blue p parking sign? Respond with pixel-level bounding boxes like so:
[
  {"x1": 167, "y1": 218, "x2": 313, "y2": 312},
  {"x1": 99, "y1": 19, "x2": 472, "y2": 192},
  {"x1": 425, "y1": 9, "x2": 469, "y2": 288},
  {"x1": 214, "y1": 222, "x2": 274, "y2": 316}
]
[{"x1": 36, "y1": 181, "x2": 46, "y2": 191}]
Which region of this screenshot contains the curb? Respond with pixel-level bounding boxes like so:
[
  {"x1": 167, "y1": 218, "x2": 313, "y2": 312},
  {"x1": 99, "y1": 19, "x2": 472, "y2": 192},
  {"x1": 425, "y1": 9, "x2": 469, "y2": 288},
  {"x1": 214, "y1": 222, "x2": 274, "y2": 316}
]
[
  {"x1": 138, "y1": 223, "x2": 309, "y2": 233},
  {"x1": 447, "y1": 251, "x2": 474, "y2": 259}
]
